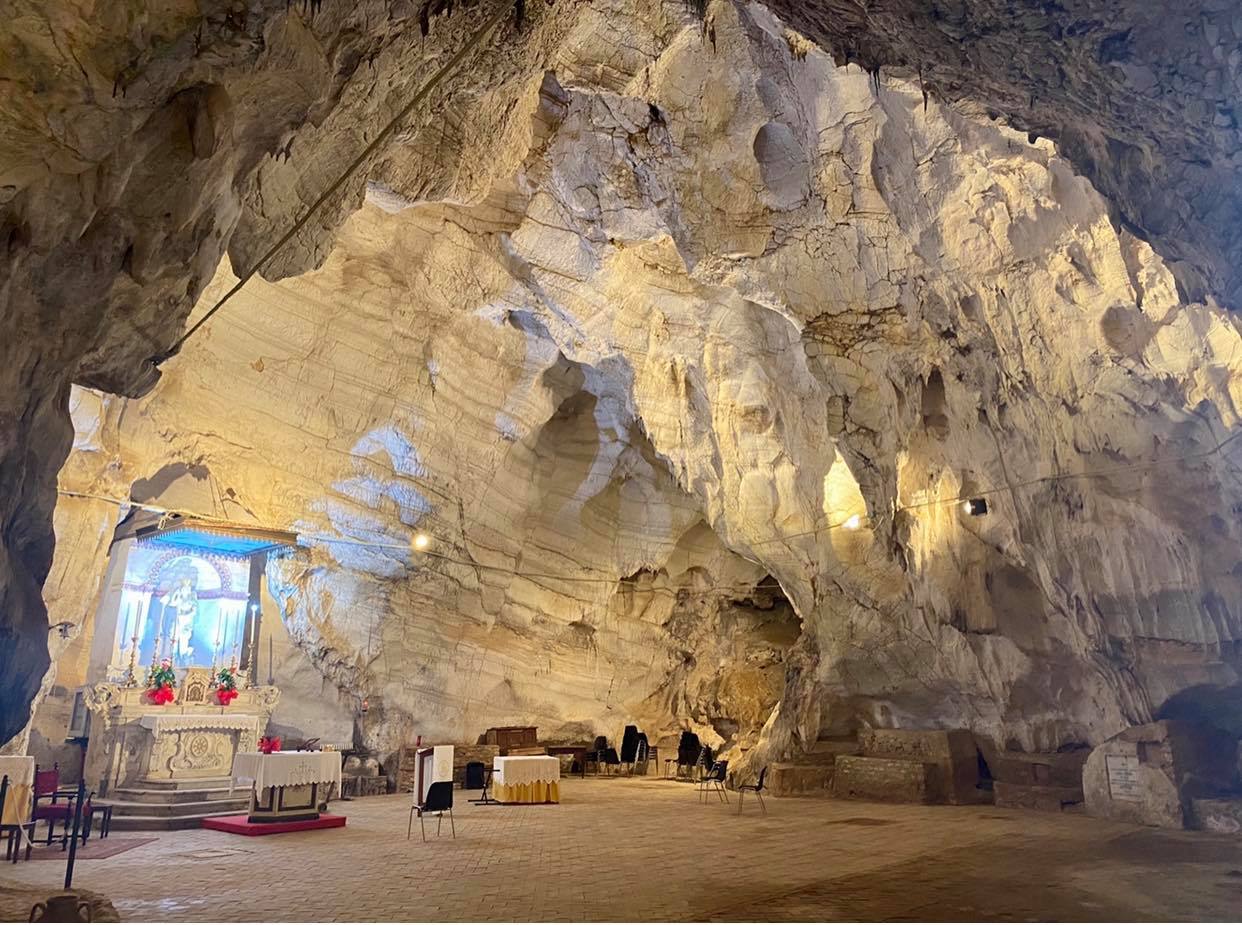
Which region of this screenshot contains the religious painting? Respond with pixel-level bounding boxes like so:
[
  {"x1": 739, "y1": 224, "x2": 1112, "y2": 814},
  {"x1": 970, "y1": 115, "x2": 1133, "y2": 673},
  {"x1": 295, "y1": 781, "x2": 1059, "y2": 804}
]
[{"x1": 118, "y1": 545, "x2": 251, "y2": 670}]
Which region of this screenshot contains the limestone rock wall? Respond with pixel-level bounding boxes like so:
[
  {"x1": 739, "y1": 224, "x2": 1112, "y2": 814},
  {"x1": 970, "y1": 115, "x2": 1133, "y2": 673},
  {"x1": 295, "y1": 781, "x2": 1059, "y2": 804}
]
[{"x1": 24, "y1": 2, "x2": 1242, "y2": 768}]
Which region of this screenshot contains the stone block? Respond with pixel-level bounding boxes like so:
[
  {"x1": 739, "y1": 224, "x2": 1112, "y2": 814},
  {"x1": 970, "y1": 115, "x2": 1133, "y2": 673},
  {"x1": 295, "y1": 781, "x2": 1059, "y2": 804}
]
[
  {"x1": 769, "y1": 763, "x2": 832, "y2": 796},
  {"x1": 1191, "y1": 798, "x2": 1242, "y2": 834},
  {"x1": 993, "y1": 781, "x2": 1082, "y2": 812},
  {"x1": 1083, "y1": 720, "x2": 1240, "y2": 829},
  {"x1": 832, "y1": 755, "x2": 935, "y2": 803},
  {"x1": 989, "y1": 749, "x2": 1089, "y2": 790},
  {"x1": 859, "y1": 728, "x2": 980, "y2": 803}
]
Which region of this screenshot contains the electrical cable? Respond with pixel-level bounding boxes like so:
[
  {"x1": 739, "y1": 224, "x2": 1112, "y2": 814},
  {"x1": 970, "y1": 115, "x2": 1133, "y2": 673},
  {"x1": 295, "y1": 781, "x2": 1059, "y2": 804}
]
[{"x1": 151, "y1": 0, "x2": 516, "y2": 366}]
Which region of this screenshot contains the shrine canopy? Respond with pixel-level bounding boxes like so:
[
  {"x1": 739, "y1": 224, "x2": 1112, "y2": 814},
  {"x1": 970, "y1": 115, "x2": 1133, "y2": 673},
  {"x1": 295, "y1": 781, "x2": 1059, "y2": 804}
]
[{"x1": 133, "y1": 516, "x2": 297, "y2": 558}]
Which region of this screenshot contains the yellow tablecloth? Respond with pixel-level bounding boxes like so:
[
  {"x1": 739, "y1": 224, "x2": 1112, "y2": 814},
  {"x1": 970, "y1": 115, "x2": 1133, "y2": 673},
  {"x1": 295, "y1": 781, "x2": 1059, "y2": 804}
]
[
  {"x1": 0, "y1": 756, "x2": 34, "y2": 825},
  {"x1": 491, "y1": 780, "x2": 559, "y2": 804}
]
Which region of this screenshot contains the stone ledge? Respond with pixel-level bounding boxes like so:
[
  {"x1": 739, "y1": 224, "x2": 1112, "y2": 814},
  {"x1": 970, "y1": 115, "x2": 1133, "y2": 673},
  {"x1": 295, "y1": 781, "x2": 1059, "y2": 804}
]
[
  {"x1": 769, "y1": 763, "x2": 833, "y2": 796},
  {"x1": 832, "y1": 755, "x2": 936, "y2": 803},
  {"x1": 994, "y1": 781, "x2": 1082, "y2": 812},
  {"x1": 1191, "y1": 798, "x2": 1242, "y2": 834}
]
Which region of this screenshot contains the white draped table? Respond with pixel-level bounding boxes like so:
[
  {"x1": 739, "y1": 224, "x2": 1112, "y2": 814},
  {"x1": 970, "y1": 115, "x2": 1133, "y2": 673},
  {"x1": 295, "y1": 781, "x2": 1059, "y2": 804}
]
[
  {"x1": 0, "y1": 756, "x2": 34, "y2": 826},
  {"x1": 232, "y1": 751, "x2": 342, "y2": 822},
  {"x1": 492, "y1": 756, "x2": 560, "y2": 804}
]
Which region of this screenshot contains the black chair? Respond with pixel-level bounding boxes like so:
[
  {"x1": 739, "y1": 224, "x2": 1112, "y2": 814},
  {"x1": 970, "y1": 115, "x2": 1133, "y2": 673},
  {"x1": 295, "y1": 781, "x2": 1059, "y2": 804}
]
[
  {"x1": 696, "y1": 744, "x2": 715, "y2": 783},
  {"x1": 620, "y1": 725, "x2": 640, "y2": 771},
  {"x1": 675, "y1": 732, "x2": 701, "y2": 779},
  {"x1": 464, "y1": 761, "x2": 486, "y2": 791},
  {"x1": 633, "y1": 734, "x2": 651, "y2": 776},
  {"x1": 585, "y1": 736, "x2": 609, "y2": 775},
  {"x1": 599, "y1": 747, "x2": 621, "y2": 775},
  {"x1": 409, "y1": 780, "x2": 455, "y2": 841},
  {"x1": 698, "y1": 759, "x2": 729, "y2": 803},
  {"x1": 737, "y1": 766, "x2": 768, "y2": 814}
]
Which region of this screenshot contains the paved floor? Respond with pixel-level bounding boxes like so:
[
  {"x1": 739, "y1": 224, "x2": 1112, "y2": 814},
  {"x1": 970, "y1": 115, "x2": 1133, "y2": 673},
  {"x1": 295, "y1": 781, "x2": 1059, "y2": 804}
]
[{"x1": 2, "y1": 777, "x2": 1241, "y2": 921}]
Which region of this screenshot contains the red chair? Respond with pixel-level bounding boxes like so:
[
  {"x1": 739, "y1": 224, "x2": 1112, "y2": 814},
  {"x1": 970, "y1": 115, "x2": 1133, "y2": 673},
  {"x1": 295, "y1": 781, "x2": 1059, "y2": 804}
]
[{"x1": 31, "y1": 765, "x2": 73, "y2": 846}]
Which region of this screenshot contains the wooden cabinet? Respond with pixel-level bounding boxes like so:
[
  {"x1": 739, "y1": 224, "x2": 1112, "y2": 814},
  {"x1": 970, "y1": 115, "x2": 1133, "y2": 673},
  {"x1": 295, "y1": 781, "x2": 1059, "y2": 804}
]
[{"x1": 483, "y1": 726, "x2": 538, "y2": 752}]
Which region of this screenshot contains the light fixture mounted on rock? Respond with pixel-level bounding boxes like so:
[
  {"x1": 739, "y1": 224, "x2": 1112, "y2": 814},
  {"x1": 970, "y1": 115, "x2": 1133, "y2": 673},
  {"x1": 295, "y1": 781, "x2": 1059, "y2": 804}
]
[
  {"x1": 413, "y1": 533, "x2": 431, "y2": 550},
  {"x1": 962, "y1": 498, "x2": 988, "y2": 516},
  {"x1": 842, "y1": 514, "x2": 862, "y2": 530}
]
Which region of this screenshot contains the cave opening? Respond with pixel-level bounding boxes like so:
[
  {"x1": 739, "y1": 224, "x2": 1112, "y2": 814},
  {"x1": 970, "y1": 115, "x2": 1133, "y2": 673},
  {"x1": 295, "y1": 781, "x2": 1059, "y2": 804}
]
[{"x1": 3, "y1": 0, "x2": 1242, "y2": 917}]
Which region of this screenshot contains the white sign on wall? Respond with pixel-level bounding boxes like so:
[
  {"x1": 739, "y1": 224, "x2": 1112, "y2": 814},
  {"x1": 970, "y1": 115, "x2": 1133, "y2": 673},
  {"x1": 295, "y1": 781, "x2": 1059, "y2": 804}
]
[{"x1": 1106, "y1": 754, "x2": 1142, "y2": 802}]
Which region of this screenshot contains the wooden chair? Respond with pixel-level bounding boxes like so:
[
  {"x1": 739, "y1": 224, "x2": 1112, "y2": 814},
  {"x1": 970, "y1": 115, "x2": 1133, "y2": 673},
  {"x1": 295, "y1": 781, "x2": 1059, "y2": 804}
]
[
  {"x1": 1, "y1": 775, "x2": 36, "y2": 864},
  {"x1": 30, "y1": 766, "x2": 72, "y2": 846}
]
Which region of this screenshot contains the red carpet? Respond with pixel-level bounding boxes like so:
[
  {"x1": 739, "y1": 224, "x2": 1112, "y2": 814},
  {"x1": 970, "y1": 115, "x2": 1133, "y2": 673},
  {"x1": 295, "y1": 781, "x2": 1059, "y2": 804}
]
[
  {"x1": 201, "y1": 814, "x2": 347, "y2": 836},
  {"x1": 25, "y1": 837, "x2": 157, "y2": 860}
]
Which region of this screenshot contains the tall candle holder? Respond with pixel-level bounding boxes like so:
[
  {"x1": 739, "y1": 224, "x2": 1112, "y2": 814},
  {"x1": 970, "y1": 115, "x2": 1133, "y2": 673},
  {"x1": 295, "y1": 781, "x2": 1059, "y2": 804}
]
[{"x1": 122, "y1": 635, "x2": 140, "y2": 688}]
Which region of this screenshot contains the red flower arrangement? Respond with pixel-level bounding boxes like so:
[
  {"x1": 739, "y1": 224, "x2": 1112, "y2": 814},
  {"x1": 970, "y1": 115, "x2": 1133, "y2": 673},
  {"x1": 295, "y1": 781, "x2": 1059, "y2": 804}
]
[
  {"x1": 145, "y1": 658, "x2": 177, "y2": 706},
  {"x1": 214, "y1": 665, "x2": 239, "y2": 706},
  {"x1": 258, "y1": 735, "x2": 282, "y2": 755},
  {"x1": 149, "y1": 683, "x2": 175, "y2": 705}
]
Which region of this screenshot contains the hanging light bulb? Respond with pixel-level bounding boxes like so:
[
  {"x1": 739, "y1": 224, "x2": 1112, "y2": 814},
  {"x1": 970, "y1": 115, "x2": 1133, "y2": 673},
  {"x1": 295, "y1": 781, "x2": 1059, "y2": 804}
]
[
  {"x1": 962, "y1": 498, "x2": 989, "y2": 516},
  {"x1": 412, "y1": 533, "x2": 431, "y2": 551},
  {"x1": 842, "y1": 514, "x2": 862, "y2": 530}
]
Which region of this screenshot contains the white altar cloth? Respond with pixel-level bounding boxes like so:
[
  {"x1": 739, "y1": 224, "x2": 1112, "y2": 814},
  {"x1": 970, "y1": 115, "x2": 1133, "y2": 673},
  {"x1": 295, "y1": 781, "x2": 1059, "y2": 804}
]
[
  {"x1": 0, "y1": 756, "x2": 34, "y2": 825},
  {"x1": 232, "y1": 751, "x2": 342, "y2": 794},
  {"x1": 139, "y1": 713, "x2": 260, "y2": 736},
  {"x1": 493, "y1": 756, "x2": 560, "y2": 787}
]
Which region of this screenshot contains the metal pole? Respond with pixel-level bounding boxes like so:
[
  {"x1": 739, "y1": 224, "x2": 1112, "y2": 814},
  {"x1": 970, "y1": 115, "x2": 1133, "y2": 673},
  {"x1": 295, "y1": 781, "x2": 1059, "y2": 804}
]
[
  {"x1": 64, "y1": 779, "x2": 85, "y2": 889},
  {"x1": 0, "y1": 775, "x2": 8, "y2": 861}
]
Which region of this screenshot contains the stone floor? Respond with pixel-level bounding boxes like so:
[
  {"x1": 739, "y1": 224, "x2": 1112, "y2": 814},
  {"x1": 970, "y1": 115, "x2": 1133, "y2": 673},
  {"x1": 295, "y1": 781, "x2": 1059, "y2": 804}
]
[{"x1": 3, "y1": 777, "x2": 1241, "y2": 921}]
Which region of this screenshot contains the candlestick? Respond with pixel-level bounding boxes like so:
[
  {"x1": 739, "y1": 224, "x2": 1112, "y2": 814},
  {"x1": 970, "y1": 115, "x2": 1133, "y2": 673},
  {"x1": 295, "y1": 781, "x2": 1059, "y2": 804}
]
[{"x1": 122, "y1": 633, "x2": 139, "y2": 687}]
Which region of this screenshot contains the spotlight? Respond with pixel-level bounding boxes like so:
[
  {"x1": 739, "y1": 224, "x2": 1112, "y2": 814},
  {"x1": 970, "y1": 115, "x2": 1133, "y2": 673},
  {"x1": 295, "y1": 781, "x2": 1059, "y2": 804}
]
[
  {"x1": 962, "y1": 498, "x2": 988, "y2": 516},
  {"x1": 413, "y1": 533, "x2": 431, "y2": 550},
  {"x1": 842, "y1": 514, "x2": 862, "y2": 530}
]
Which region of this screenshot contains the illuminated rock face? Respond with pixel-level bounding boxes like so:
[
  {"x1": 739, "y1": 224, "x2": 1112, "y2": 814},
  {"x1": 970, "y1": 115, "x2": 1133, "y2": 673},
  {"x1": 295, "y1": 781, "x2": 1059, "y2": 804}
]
[{"x1": 7, "y1": 1, "x2": 1242, "y2": 760}]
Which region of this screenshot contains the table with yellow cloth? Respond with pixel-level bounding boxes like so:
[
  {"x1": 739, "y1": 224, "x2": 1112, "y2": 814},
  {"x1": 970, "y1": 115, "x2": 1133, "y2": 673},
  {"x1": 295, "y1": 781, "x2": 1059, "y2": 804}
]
[
  {"x1": 492, "y1": 756, "x2": 560, "y2": 804},
  {"x1": 0, "y1": 756, "x2": 34, "y2": 826}
]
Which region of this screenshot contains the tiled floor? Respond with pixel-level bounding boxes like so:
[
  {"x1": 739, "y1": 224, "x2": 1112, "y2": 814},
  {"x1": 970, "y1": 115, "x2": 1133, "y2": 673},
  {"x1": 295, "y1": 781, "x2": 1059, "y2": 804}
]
[{"x1": 3, "y1": 777, "x2": 1241, "y2": 921}]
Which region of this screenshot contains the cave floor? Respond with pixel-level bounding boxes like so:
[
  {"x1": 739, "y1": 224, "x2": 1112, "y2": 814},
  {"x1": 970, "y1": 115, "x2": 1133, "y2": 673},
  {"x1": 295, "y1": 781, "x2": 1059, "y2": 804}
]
[{"x1": 2, "y1": 777, "x2": 1240, "y2": 921}]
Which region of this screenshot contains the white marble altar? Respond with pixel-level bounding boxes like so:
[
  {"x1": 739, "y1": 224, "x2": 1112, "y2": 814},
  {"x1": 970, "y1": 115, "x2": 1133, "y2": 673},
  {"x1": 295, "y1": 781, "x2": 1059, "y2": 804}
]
[{"x1": 81, "y1": 683, "x2": 279, "y2": 796}]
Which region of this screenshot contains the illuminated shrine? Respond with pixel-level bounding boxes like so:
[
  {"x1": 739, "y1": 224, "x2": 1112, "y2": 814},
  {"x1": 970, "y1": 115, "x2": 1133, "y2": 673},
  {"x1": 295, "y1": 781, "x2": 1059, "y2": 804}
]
[{"x1": 77, "y1": 514, "x2": 293, "y2": 797}]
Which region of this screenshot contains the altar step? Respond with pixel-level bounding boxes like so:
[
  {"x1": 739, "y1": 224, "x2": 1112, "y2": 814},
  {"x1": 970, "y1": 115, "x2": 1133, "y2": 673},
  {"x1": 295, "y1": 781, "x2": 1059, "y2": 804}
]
[
  {"x1": 101, "y1": 779, "x2": 249, "y2": 831},
  {"x1": 111, "y1": 785, "x2": 239, "y2": 804}
]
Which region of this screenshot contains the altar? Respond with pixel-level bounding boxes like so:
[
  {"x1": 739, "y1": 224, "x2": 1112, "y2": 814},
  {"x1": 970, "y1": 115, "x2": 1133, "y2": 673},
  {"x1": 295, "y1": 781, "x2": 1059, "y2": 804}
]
[
  {"x1": 492, "y1": 756, "x2": 560, "y2": 804},
  {"x1": 76, "y1": 514, "x2": 294, "y2": 798},
  {"x1": 81, "y1": 683, "x2": 279, "y2": 795},
  {"x1": 232, "y1": 751, "x2": 342, "y2": 823}
]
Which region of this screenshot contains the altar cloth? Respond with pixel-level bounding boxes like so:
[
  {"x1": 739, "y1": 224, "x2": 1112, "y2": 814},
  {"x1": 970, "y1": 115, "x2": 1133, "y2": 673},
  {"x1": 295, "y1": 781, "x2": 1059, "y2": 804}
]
[
  {"x1": 232, "y1": 751, "x2": 342, "y2": 794},
  {"x1": 0, "y1": 756, "x2": 34, "y2": 825},
  {"x1": 493, "y1": 756, "x2": 559, "y2": 786},
  {"x1": 139, "y1": 713, "x2": 260, "y2": 736},
  {"x1": 493, "y1": 756, "x2": 559, "y2": 804}
]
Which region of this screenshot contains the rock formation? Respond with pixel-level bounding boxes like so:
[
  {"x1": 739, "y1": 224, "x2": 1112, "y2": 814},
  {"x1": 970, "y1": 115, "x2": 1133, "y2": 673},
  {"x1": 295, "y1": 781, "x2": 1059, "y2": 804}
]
[
  {"x1": 3, "y1": 0, "x2": 1242, "y2": 766},
  {"x1": 9, "y1": 0, "x2": 1242, "y2": 773}
]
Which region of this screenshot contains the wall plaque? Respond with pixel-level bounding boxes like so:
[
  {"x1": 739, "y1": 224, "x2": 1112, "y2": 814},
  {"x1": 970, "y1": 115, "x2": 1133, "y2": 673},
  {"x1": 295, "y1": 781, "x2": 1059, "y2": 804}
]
[{"x1": 1106, "y1": 754, "x2": 1141, "y2": 802}]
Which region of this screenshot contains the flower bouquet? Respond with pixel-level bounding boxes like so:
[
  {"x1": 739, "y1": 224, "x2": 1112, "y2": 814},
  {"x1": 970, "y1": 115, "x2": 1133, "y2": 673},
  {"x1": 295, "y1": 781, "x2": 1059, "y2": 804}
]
[
  {"x1": 258, "y1": 735, "x2": 282, "y2": 755},
  {"x1": 146, "y1": 658, "x2": 177, "y2": 705},
  {"x1": 214, "y1": 664, "x2": 239, "y2": 706}
]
